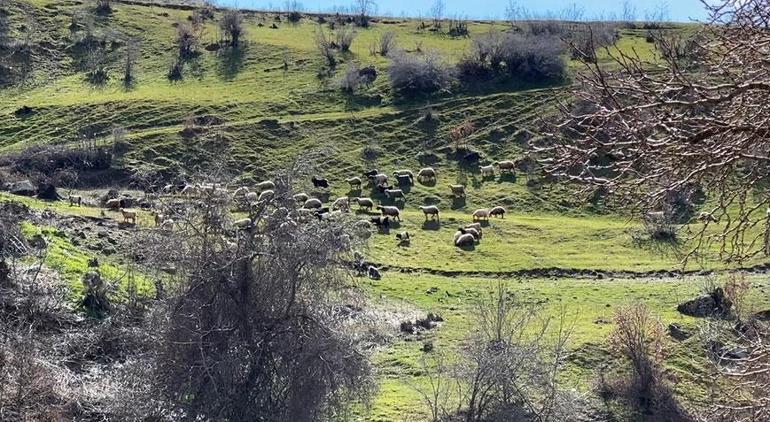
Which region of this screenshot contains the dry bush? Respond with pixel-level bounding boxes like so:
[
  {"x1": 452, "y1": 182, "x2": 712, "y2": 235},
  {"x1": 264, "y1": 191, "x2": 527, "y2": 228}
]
[
  {"x1": 175, "y1": 21, "x2": 198, "y2": 58},
  {"x1": 378, "y1": 31, "x2": 396, "y2": 56},
  {"x1": 387, "y1": 50, "x2": 456, "y2": 97},
  {"x1": 335, "y1": 25, "x2": 356, "y2": 52},
  {"x1": 219, "y1": 10, "x2": 244, "y2": 47},
  {"x1": 139, "y1": 170, "x2": 377, "y2": 420},
  {"x1": 315, "y1": 28, "x2": 336, "y2": 67},
  {"x1": 339, "y1": 61, "x2": 361, "y2": 93}
]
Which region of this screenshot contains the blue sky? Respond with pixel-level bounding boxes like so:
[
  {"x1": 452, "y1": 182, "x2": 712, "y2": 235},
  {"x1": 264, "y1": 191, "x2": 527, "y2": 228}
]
[{"x1": 214, "y1": 0, "x2": 710, "y2": 22}]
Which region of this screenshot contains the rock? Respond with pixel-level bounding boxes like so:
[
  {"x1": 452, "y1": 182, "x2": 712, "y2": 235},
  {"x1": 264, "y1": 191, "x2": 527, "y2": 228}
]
[
  {"x1": 36, "y1": 183, "x2": 60, "y2": 200},
  {"x1": 677, "y1": 288, "x2": 732, "y2": 318},
  {"x1": 421, "y1": 341, "x2": 434, "y2": 353},
  {"x1": 668, "y1": 323, "x2": 691, "y2": 341},
  {"x1": 14, "y1": 105, "x2": 35, "y2": 118},
  {"x1": 9, "y1": 180, "x2": 36, "y2": 196}
]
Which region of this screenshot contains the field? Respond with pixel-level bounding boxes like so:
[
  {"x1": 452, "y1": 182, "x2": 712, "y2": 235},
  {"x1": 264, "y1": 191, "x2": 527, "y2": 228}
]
[{"x1": 0, "y1": 1, "x2": 764, "y2": 420}]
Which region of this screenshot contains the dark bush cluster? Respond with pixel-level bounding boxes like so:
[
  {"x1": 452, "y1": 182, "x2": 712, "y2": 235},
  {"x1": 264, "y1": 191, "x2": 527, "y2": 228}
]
[
  {"x1": 458, "y1": 32, "x2": 567, "y2": 83},
  {"x1": 387, "y1": 50, "x2": 455, "y2": 96}
]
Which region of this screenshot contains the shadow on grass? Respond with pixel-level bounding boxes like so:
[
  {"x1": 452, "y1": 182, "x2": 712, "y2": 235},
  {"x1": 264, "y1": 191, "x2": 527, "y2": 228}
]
[
  {"x1": 217, "y1": 45, "x2": 245, "y2": 81},
  {"x1": 421, "y1": 220, "x2": 441, "y2": 231},
  {"x1": 451, "y1": 196, "x2": 466, "y2": 210}
]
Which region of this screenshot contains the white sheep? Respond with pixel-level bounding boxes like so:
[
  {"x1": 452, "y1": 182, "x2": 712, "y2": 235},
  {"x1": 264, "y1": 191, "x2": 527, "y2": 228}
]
[
  {"x1": 465, "y1": 222, "x2": 482, "y2": 231},
  {"x1": 480, "y1": 165, "x2": 495, "y2": 177},
  {"x1": 353, "y1": 197, "x2": 374, "y2": 211},
  {"x1": 698, "y1": 211, "x2": 717, "y2": 223},
  {"x1": 303, "y1": 198, "x2": 323, "y2": 209},
  {"x1": 69, "y1": 195, "x2": 82, "y2": 207},
  {"x1": 331, "y1": 197, "x2": 350, "y2": 211},
  {"x1": 369, "y1": 173, "x2": 388, "y2": 185},
  {"x1": 293, "y1": 193, "x2": 310, "y2": 203},
  {"x1": 419, "y1": 205, "x2": 440, "y2": 221},
  {"x1": 245, "y1": 192, "x2": 259, "y2": 204},
  {"x1": 160, "y1": 218, "x2": 174, "y2": 231},
  {"x1": 233, "y1": 186, "x2": 250, "y2": 198},
  {"x1": 455, "y1": 233, "x2": 476, "y2": 247},
  {"x1": 449, "y1": 184, "x2": 466, "y2": 197},
  {"x1": 258, "y1": 190, "x2": 274, "y2": 202},
  {"x1": 472, "y1": 208, "x2": 490, "y2": 221},
  {"x1": 345, "y1": 177, "x2": 363, "y2": 189},
  {"x1": 384, "y1": 189, "x2": 405, "y2": 200},
  {"x1": 233, "y1": 218, "x2": 253, "y2": 229},
  {"x1": 377, "y1": 205, "x2": 401, "y2": 221},
  {"x1": 464, "y1": 227, "x2": 481, "y2": 240}
]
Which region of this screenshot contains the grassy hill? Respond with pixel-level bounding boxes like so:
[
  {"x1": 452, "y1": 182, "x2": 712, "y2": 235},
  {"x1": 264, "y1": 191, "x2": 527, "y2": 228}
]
[{"x1": 1, "y1": 1, "x2": 763, "y2": 421}]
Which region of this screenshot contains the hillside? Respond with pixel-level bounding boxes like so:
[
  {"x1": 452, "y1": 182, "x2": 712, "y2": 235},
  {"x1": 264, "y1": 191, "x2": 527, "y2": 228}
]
[{"x1": 1, "y1": 1, "x2": 767, "y2": 421}]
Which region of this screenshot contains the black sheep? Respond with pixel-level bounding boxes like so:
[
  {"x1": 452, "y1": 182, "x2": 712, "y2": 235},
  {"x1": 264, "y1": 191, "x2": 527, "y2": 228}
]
[
  {"x1": 311, "y1": 175, "x2": 329, "y2": 189},
  {"x1": 363, "y1": 169, "x2": 379, "y2": 178},
  {"x1": 463, "y1": 151, "x2": 481, "y2": 162}
]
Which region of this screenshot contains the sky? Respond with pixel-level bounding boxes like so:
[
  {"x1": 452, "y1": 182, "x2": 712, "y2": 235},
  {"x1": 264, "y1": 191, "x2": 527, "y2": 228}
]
[{"x1": 213, "y1": 0, "x2": 710, "y2": 22}]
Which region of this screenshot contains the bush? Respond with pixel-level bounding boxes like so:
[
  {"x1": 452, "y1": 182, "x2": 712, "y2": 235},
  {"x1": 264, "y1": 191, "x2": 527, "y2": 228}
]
[
  {"x1": 94, "y1": 0, "x2": 111, "y2": 15},
  {"x1": 167, "y1": 59, "x2": 183, "y2": 81},
  {"x1": 339, "y1": 62, "x2": 361, "y2": 93},
  {"x1": 378, "y1": 31, "x2": 396, "y2": 56},
  {"x1": 387, "y1": 50, "x2": 456, "y2": 97},
  {"x1": 219, "y1": 10, "x2": 244, "y2": 47},
  {"x1": 335, "y1": 25, "x2": 356, "y2": 52},
  {"x1": 315, "y1": 29, "x2": 336, "y2": 67},
  {"x1": 175, "y1": 22, "x2": 198, "y2": 58},
  {"x1": 448, "y1": 18, "x2": 469, "y2": 37}
]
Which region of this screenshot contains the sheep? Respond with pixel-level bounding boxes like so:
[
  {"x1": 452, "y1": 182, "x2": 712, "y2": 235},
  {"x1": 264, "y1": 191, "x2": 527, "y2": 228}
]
[
  {"x1": 69, "y1": 195, "x2": 82, "y2": 207},
  {"x1": 393, "y1": 169, "x2": 414, "y2": 179},
  {"x1": 311, "y1": 176, "x2": 329, "y2": 189},
  {"x1": 258, "y1": 190, "x2": 274, "y2": 202},
  {"x1": 417, "y1": 167, "x2": 436, "y2": 182},
  {"x1": 453, "y1": 228, "x2": 466, "y2": 244},
  {"x1": 698, "y1": 211, "x2": 718, "y2": 223},
  {"x1": 233, "y1": 186, "x2": 250, "y2": 198},
  {"x1": 353, "y1": 197, "x2": 374, "y2": 211},
  {"x1": 245, "y1": 192, "x2": 259, "y2": 204},
  {"x1": 489, "y1": 206, "x2": 506, "y2": 218},
  {"x1": 376, "y1": 183, "x2": 392, "y2": 194},
  {"x1": 154, "y1": 213, "x2": 167, "y2": 226},
  {"x1": 370, "y1": 216, "x2": 390, "y2": 229},
  {"x1": 480, "y1": 165, "x2": 495, "y2": 177},
  {"x1": 293, "y1": 193, "x2": 310, "y2": 203},
  {"x1": 303, "y1": 198, "x2": 323, "y2": 209},
  {"x1": 120, "y1": 208, "x2": 137, "y2": 224},
  {"x1": 455, "y1": 233, "x2": 476, "y2": 247},
  {"x1": 449, "y1": 184, "x2": 466, "y2": 197},
  {"x1": 233, "y1": 218, "x2": 253, "y2": 229},
  {"x1": 162, "y1": 184, "x2": 174, "y2": 194},
  {"x1": 105, "y1": 198, "x2": 121, "y2": 210},
  {"x1": 419, "y1": 205, "x2": 440, "y2": 221},
  {"x1": 495, "y1": 160, "x2": 516, "y2": 173},
  {"x1": 377, "y1": 205, "x2": 401, "y2": 221},
  {"x1": 369, "y1": 173, "x2": 388, "y2": 185},
  {"x1": 464, "y1": 227, "x2": 481, "y2": 240},
  {"x1": 472, "y1": 208, "x2": 490, "y2": 221},
  {"x1": 181, "y1": 184, "x2": 200, "y2": 197},
  {"x1": 345, "y1": 177, "x2": 363, "y2": 189},
  {"x1": 256, "y1": 180, "x2": 275, "y2": 192},
  {"x1": 363, "y1": 169, "x2": 379, "y2": 178},
  {"x1": 396, "y1": 231, "x2": 410, "y2": 241},
  {"x1": 384, "y1": 189, "x2": 405, "y2": 201},
  {"x1": 394, "y1": 174, "x2": 413, "y2": 186},
  {"x1": 367, "y1": 265, "x2": 382, "y2": 280},
  {"x1": 331, "y1": 197, "x2": 350, "y2": 211},
  {"x1": 464, "y1": 222, "x2": 482, "y2": 232}
]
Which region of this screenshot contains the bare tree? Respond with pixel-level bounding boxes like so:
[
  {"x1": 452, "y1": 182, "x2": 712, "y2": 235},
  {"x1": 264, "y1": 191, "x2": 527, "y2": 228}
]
[
  {"x1": 353, "y1": 0, "x2": 376, "y2": 27},
  {"x1": 537, "y1": 0, "x2": 770, "y2": 264},
  {"x1": 219, "y1": 9, "x2": 244, "y2": 47},
  {"x1": 122, "y1": 39, "x2": 137, "y2": 88},
  {"x1": 430, "y1": 0, "x2": 445, "y2": 30},
  {"x1": 621, "y1": 0, "x2": 637, "y2": 22}
]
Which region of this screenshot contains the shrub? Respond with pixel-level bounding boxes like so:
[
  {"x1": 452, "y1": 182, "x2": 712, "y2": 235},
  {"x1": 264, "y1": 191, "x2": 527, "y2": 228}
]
[
  {"x1": 339, "y1": 62, "x2": 361, "y2": 93},
  {"x1": 335, "y1": 25, "x2": 356, "y2": 52},
  {"x1": 448, "y1": 18, "x2": 469, "y2": 37},
  {"x1": 219, "y1": 10, "x2": 244, "y2": 47},
  {"x1": 315, "y1": 28, "x2": 336, "y2": 67},
  {"x1": 175, "y1": 22, "x2": 198, "y2": 58},
  {"x1": 94, "y1": 0, "x2": 111, "y2": 15},
  {"x1": 387, "y1": 50, "x2": 456, "y2": 96},
  {"x1": 167, "y1": 59, "x2": 183, "y2": 81},
  {"x1": 378, "y1": 31, "x2": 396, "y2": 56}
]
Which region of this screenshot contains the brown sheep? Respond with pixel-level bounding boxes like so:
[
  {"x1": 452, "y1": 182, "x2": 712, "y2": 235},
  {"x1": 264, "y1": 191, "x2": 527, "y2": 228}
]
[
  {"x1": 377, "y1": 205, "x2": 401, "y2": 221},
  {"x1": 472, "y1": 208, "x2": 490, "y2": 221},
  {"x1": 353, "y1": 197, "x2": 375, "y2": 211},
  {"x1": 417, "y1": 167, "x2": 437, "y2": 182},
  {"x1": 105, "y1": 198, "x2": 121, "y2": 210},
  {"x1": 495, "y1": 160, "x2": 516, "y2": 173},
  {"x1": 449, "y1": 184, "x2": 466, "y2": 197},
  {"x1": 120, "y1": 208, "x2": 137, "y2": 224},
  {"x1": 419, "y1": 205, "x2": 440, "y2": 221}
]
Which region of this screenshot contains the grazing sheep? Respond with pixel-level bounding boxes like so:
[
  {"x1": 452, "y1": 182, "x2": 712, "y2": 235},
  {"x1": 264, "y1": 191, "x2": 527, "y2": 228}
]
[
  {"x1": 245, "y1": 192, "x2": 259, "y2": 204},
  {"x1": 417, "y1": 167, "x2": 437, "y2": 182},
  {"x1": 369, "y1": 173, "x2": 388, "y2": 185},
  {"x1": 105, "y1": 198, "x2": 121, "y2": 210},
  {"x1": 154, "y1": 213, "x2": 167, "y2": 226},
  {"x1": 69, "y1": 195, "x2": 82, "y2": 207},
  {"x1": 331, "y1": 197, "x2": 350, "y2": 211},
  {"x1": 120, "y1": 208, "x2": 137, "y2": 224},
  {"x1": 258, "y1": 190, "x2": 274, "y2": 202},
  {"x1": 384, "y1": 189, "x2": 405, "y2": 201},
  {"x1": 453, "y1": 228, "x2": 466, "y2": 244},
  {"x1": 160, "y1": 218, "x2": 174, "y2": 230},
  {"x1": 353, "y1": 197, "x2": 375, "y2": 211},
  {"x1": 465, "y1": 222, "x2": 482, "y2": 232},
  {"x1": 449, "y1": 184, "x2": 466, "y2": 197},
  {"x1": 311, "y1": 176, "x2": 329, "y2": 189},
  {"x1": 394, "y1": 174, "x2": 413, "y2": 186},
  {"x1": 303, "y1": 198, "x2": 323, "y2": 209},
  {"x1": 396, "y1": 231, "x2": 410, "y2": 241},
  {"x1": 495, "y1": 160, "x2": 516, "y2": 173},
  {"x1": 419, "y1": 205, "x2": 440, "y2": 221},
  {"x1": 393, "y1": 169, "x2": 414, "y2": 179},
  {"x1": 480, "y1": 165, "x2": 495, "y2": 177},
  {"x1": 346, "y1": 177, "x2": 363, "y2": 189},
  {"x1": 181, "y1": 184, "x2": 200, "y2": 197},
  {"x1": 489, "y1": 206, "x2": 506, "y2": 218},
  {"x1": 377, "y1": 205, "x2": 401, "y2": 221},
  {"x1": 363, "y1": 169, "x2": 379, "y2": 178},
  {"x1": 376, "y1": 183, "x2": 392, "y2": 194},
  {"x1": 370, "y1": 216, "x2": 390, "y2": 229},
  {"x1": 233, "y1": 218, "x2": 253, "y2": 229},
  {"x1": 367, "y1": 265, "x2": 382, "y2": 280},
  {"x1": 455, "y1": 233, "x2": 476, "y2": 247},
  {"x1": 293, "y1": 193, "x2": 310, "y2": 203},
  {"x1": 256, "y1": 180, "x2": 275, "y2": 192},
  {"x1": 464, "y1": 227, "x2": 481, "y2": 240},
  {"x1": 698, "y1": 211, "x2": 718, "y2": 223},
  {"x1": 472, "y1": 208, "x2": 490, "y2": 221}
]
